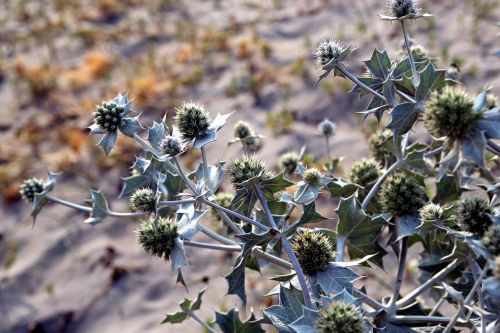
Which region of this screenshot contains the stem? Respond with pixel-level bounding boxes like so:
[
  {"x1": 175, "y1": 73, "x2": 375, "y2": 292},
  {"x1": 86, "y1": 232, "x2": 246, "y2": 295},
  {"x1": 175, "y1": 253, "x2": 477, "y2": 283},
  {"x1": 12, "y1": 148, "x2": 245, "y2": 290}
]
[
  {"x1": 325, "y1": 135, "x2": 331, "y2": 159},
  {"x1": 184, "y1": 240, "x2": 240, "y2": 252},
  {"x1": 173, "y1": 157, "x2": 198, "y2": 195},
  {"x1": 387, "y1": 315, "x2": 468, "y2": 327},
  {"x1": 429, "y1": 292, "x2": 447, "y2": 316},
  {"x1": 396, "y1": 89, "x2": 417, "y2": 104},
  {"x1": 201, "y1": 146, "x2": 210, "y2": 191},
  {"x1": 387, "y1": 237, "x2": 409, "y2": 314},
  {"x1": 401, "y1": 20, "x2": 420, "y2": 87},
  {"x1": 189, "y1": 311, "x2": 217, "y2": 333},
  {"x1": 335, "y1": 236, "x2": 345, "y2": 262},
  {"x1": 255, "y1": 186, "x2": 312, "y2": 308},
  {"x1": 361, "y1": 159, "x2": 402, "y2": 210},
  {"x1": 157, "y1": 199, "x2": 196, "y2": 208},
  {"x1": 336, "y1": 63, "x2": 391, "y2": 106},
  {"x1": 202, "y1": 198, "x2": 269, "y2": 231},
  {"x1": 396, "y1": 259, "x2": 462, "y2": 308},
  {"x1": 218, "y1": 211, "x2": 244, "y2": 234},
  {"x1": 352, "y1": 289, "x2": 385, "y2": 311},
  {"x1": 198, "y1": 223, "x2": 239, "y2": 246},
  {"x1": 252, "y1": 247, "x2": 292, "y2": 269}
]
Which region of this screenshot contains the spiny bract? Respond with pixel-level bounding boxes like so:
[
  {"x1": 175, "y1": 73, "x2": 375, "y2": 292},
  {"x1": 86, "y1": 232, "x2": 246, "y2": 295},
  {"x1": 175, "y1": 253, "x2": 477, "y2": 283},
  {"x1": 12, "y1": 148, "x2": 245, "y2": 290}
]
[
  {"x1": 280, "y1": 152, "x2": 300, "y2": 175},
  {"x1": 174, "y1": 102, "x2": 212, "y2": 140},
  {"x1": 456, "y1": 197, "x2": 492, "y2": 238},
  {"x1": 130, "y1": 188, "x2": 156, "y2": 213},
  {"x1": 423, "y1": 87, "x2": 478, "y2": 141},
  {"x1": 380, "y1": 173, "x2": 427, "y2": 215},
  {"x1": 160, "y1": 135, "x2": 182, "y2": 156},
  {"x1": 229, "y1": 155, "x2": 270, "y2": 188},
  {"x1": 19, "y1": 178, "x2": 45, "y2": 202},
  {"x1": 291, "y1": 228, "x2": 334, "y2": 276},
  {"x1": 137, "y1": 217, "x2": 178, "y2": 260},
  {"x1": 481, "y1": 224, "x2": 500, "y2": 256},
  {"x1": 94, "y1": 101, "x2": 124, "y2": 132},
  {"x1": 316, "y1": 301, "x2": 364, "y2": 333},
  {"x1": 347, "y1": 158, "x2": 381, "y2": 189}
]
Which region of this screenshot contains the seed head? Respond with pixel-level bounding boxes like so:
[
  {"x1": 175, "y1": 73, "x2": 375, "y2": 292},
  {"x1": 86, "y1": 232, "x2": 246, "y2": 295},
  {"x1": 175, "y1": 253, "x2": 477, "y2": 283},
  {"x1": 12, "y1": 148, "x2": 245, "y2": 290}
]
[
  {"x1": 94, "y1": 101, "x2": 124, "y2": 132},
  {"x1": 291, "y1": 228, "x2": 334, "y2": 276},
  {"x1": 388, "y1": 0, "x2": 418, "y2": 18},
  {"x1": 137, "y1": 217, "x2": 178, "y2": 260},
  {"x1": 368, "y1": 130, "x2": 395, "y2": 165},
  {"x1": 482, "y1": 224, "x2": 500, "y2": 256},
  {"x1": 314, "y1": 39, "x2": 346, "y2": 67},
  {"x1": 160, "y1": 135, "x2": 182, "y2": 156},
  {"x1": 234, "y1": 121, "x2": 253, "y2": 139},
  {"x1": 456, "y1": 197, "x2": 492, "y2": 238},
  {"x1": 130, "y1": 188, "x2": 156, "y2": 213},
  {"x1": 423, "y1": 87, "x2": 478, "y2": 141},
  {"x1": 318, "y1": 119, "x2": 337, "y2": 137},
  {"x1": 380, "y1": 173, "x2": 427, "y2": 216},
  {"x1": 280, "y1": 152, "x2": 300, "y2": 175},
  {"x1": 348, "y1": 158, "x2": 381, "y2": 189},
  {"x1": 303, "y1": 168, "x2": 323, "y2": 186},
  {"x1": 316, "y1": 302, "x2": 364, "y2": 333},
  {"x1": 19, "y1": 178, "x2": 45, "y2": 202},
  {"x1": 419, "y1": 203, "x2": 444, "y2": 224},
  {"x1": 229, "y1": 155, "x2": 271, "y2": 188},
  {"x1": 174, "y1": 102, "x2": 212, "y2": 140}
]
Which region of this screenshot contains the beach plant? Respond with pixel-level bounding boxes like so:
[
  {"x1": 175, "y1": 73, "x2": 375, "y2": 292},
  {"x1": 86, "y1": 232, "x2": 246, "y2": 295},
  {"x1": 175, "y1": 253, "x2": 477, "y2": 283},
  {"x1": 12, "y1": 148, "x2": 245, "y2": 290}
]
[{"x1": 19, "y1": 1, "x2": 500, "y2": 332}]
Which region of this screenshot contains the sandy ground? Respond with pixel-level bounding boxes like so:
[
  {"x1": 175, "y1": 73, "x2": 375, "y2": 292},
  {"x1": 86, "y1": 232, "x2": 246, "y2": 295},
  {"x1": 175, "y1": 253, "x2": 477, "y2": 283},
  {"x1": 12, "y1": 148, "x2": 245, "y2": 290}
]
[{"x1": 1, "y1": 0, "x2": 500, "y2": 332}]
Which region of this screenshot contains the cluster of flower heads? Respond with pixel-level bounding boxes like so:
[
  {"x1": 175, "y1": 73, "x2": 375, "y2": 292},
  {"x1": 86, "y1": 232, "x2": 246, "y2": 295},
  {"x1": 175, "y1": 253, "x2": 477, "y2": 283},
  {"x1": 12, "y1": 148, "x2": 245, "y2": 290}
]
[{"x1": 94, "y1": 101, "x2": 125, "y2": 132}]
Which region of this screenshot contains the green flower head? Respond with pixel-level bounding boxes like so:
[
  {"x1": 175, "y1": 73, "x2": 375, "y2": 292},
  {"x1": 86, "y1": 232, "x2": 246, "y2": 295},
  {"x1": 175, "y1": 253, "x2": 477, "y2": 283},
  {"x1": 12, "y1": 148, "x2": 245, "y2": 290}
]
[
  {"x1": 457, "y1": 197, "x2": 492, "y2": 238},
  {"x1": 94, "y1": 101, "x2": 125, "y2": 133},
  {"x1": 303, "y1": 168, "x2": 323, "y2": 186},
  {"x1": 291, "y1": 228, "x2": 334, "y2": 276},
  {"x1": 19, "y1": 178, "x2": 45, "y2": 202},
  {"x1": 314, "y1": 39, "x2": 346, "y2": 67},
  {"x1": 229, "y1": 155, "x2": 271, "y2": 188},
  {"x1": 234, "y1": 120, "x2": 253, "y2": 139},
  {"x1": 316, "y1": 301, "x2": 364, "y2": 333},
  {"x1": 481, "y1": 224, "x2": 500, "y2": 256},
  {"x1": 347, "y1": 158, "x2": 381, "y2": 189},
  {"x1": 423, "y1": 87, "x2": 478, "y2": 141},
  {"x1": 280, "y1": 152, "x2": 300, "y2": 175},
  {"x1": 160, "y1": 135, "x2": 182, "y2": 156},
  {"x1": 388, "y1": 0, "x2": 418, "y2": 18},
  {"x1": 368, "y1": 130, "x2": 394, "y2": 165},
  {"x1": 137, "y1": 217, "x2": 178, "y2": 260},
  {"x1": 419, "y1": 202, "x2": 444, "y2": 224},
  {"x1": 174, "y1": 102, "x2": 212, "y2": 140},
  {"x1": 215, "y1": 192, "x2": 233, "y2": 208},
  {"x1": 380, "y1": 173, "x2": 427, "y2": 216},
  {"x1": 130, "y1": 188, "x2": 156, "y2": 213}
]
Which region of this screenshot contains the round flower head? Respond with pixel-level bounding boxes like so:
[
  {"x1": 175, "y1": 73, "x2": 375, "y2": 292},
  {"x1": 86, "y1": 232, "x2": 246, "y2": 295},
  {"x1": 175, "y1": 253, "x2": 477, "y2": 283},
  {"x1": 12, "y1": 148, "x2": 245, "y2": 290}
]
[
  {"x1": 229, "y1": 155, "x2": 271, "y2": 188},
  {"x1": 316, "y1": 301, "x2": 364, "y2": 333},
  {"x1": 314, "y1": 39, "x2": 346, "y2": 67},
  {"x1": 423, "y1": 87, "x2": 478, "y2": 141},
  {"x1": 94, "y1": 101, "x2": 125, "y2": 133},
  {"x1": 19, "y1": 178, "x2": 45, "y2": 202},
  {"x1": 388, "y1": 0, "x2": 418, "y2": 18},
  {"x1": 318, "y1": 119, "x2": 336, "y2": 137},
  {"x1": 137, "y1": 217, "x2": 178, "y2": 260},
  {"x1": 456, "y1": 197, "x2": 492, "y2": 238},
  {"x1": 419, "y1": 202, "x2": 444, "y2": 224},
  {"x1": 160, "y1": 135, "x2": 182, "y2": 156},
  {"x1": 481, "y1": 224, "x2": 500, "y2": 256},
  {"x1": 215, "y1": 192, "x2": 233, "y2": 208},
  {"x1": 280, "y1": 152, "x2": 300, "y2": 175},
  {"x1": 303, "y1": 168, "x2": 323, "y2": 186},
  {"x1": 174, "y1": 102, "x2": 212, "y2": 140},
  {"x1": 486, "y1": 92, "x2": 498, "y2": 110},
  {"x1": 130, "y1": 188, "x2": 156, "y2": 213},
  {"x1": 234, "y1": 121, "x2": 253, "y2": 139},
  {"x1": 380, "y1": 173, "x2": 427, "y2": 216},
  {"x1": 291, "y1": 228, "x2": 334, "y2": 276},
  {"x1": 348, "y1": 158, "x2": 381, "y2": 189},
  {"x1": 368, "y1": 130, "x2": 395, "y2": 165}
]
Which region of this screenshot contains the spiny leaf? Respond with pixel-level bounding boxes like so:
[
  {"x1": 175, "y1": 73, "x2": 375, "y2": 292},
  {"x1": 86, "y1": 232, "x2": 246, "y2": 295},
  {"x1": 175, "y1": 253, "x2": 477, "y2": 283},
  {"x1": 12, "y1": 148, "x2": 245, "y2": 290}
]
[
  {"x1": 84, "y1": 189, "x2": 109, "y2": 225},
  {"x1": 215, "y1": 308, "x2": 265, "y2": 333}
]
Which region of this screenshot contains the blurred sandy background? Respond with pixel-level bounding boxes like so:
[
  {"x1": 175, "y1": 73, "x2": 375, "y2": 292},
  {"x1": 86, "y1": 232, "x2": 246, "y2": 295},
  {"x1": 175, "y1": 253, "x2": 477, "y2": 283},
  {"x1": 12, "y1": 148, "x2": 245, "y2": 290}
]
[{"x1": 1, "y1": 0, "x2": 500, "y2": 332}]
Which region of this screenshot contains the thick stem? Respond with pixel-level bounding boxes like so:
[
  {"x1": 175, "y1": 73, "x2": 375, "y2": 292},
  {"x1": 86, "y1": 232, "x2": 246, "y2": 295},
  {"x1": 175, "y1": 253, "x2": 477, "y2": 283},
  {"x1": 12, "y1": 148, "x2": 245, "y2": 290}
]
[
  {"x1": 184, "y1": 240, "x2": 240, "y2": 252},
  {"x1": 361, "y1": 159, "x2": 402, "y2": 210},
  {"x1": 157, "y1": 199, "x2": 196, "y2": 208},
  {"x1": 198, "y1": 223, "x2": 239, "y2": 246},
  {"x1": 396, "y1": 259, "x2": 461, "y2": 308},
  {"x1": 173, "y1": 157, "x2": 198, "y2": 195},
  {"x1": 325, "y1": 135, "x2": 331, "y2": 160},
  {"x1": 387, "y1": 237, "x2": 409, "y2": 314},
  {"x1": 200, "y1": 146, "x2": 210, "y2": 191},
  {"x1": 352, "y1": 289, "x2": 385, "y2": 311},
  {"x1": 254, "y1": 186, "x2": 278, "y2": 230},
  {"x1": 429, "y1": 292, "x2": 447, "y2": 316},
  {"x1": 387, "y1": 315, "x2": 467, "y2": 327},
  {"x1": 401, "y1": 20, "x2": 420, "y2": 87},
  {"x1": 202, "y1": 198, "x2": 269, "y2": 231},
  {"x1": 336, "y1": 63, "x2": 391, "y2": 106},
  {"x1": 189, "y1": 311, "x2": 217, "y2": 333},
  {"x1": 217, "y1": 211, "x2": 244, "y2": 234},
  {"x1": 335, "y1": 236, "x2": 345, "y2": 262}
]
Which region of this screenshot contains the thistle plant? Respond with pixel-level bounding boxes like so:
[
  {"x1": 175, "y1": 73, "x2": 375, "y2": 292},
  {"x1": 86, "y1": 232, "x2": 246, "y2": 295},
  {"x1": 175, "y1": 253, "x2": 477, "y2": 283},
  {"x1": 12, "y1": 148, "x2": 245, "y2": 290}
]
[{"x1": 18, "y1": 2, "x2": 500, "y2": 333}]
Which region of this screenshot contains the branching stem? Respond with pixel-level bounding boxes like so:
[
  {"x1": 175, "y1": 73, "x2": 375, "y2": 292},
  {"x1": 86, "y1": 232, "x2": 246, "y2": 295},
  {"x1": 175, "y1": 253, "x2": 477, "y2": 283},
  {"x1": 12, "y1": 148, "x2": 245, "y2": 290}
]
[
  {"x1": 361, "y1": 159, "x2": 402, "y2": 210},
  {"x1": 401, "y1": 20, "x2": 420, "y2": 87},
  {"x1": 387, "y1": 237, "x2": 409, "y2": 314}
]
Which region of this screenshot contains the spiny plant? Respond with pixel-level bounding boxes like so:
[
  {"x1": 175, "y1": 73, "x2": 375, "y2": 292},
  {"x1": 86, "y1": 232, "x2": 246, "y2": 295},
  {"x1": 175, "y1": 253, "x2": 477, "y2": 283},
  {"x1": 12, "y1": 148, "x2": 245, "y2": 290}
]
[{"x1": 19, "y1": 1, "x2": 500, "y2": 332}]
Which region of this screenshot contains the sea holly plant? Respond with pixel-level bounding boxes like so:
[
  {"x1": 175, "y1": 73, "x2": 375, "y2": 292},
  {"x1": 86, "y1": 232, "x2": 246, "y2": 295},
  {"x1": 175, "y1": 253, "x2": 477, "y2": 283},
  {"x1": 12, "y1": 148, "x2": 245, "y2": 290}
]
[{"x1": 19, "y1": 1, "x2": 500, "y2": 332}]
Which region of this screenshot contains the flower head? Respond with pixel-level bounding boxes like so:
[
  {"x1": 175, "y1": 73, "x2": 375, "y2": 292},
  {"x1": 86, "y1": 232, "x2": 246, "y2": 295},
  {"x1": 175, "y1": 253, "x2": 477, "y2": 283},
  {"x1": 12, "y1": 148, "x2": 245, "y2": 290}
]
[
  {"x1": 137, "y1": 217, "x2": 178, "y2": 260},
  {"x1": 130, "y1": 188, "x2": 156, "y2": 213},
  {"x1": 314, "y1": 40, "x2": 348, "y2": 67},
  {"x1": 291, "y1": 228, "x2": 334, "y2": 276},
  {"x1": 482, "y1": 224, "x2": 500, "y2": 256},
  {"x1": 19, "y1": 178, "x2": 45, "y2": 202},
  {"x1": 174, "y1": 102, "x2": 212, "y2": 140},
  {"x1": 229, "y1": 155, "x2": 271, "y2": 188},
  {"x1": 318, "y1": 119, "x2": 337, "y2": 137},
  {"x1": 215, "y1": 192, "x2": 233, "y2": 208},
  {"x1": 303, "y1": 168, "x2": 323, "y2": 186},
  {"x1": 388, "y1": 0, "x2": 418, "y2": 18},
  {"x1": 424, "y1": 87, "x2": 478, "y2": 141},
  {"x1": 316, "y1": 302, "x2": 364, "y2": 333},
  {"x1": 368, "y1": 130, "x2": 395, "y2": 165},
  {"x1": 280, "y1": 152, "x2": 300, "y2": 175},
  {"x1": 347, "y1": 158, "x2": 381, "y2": 189},
  {"x1": 160, "y1": 135, "x2": 182, "y2": 156},
  {"x1": 234, "y1": 121, "x2": 253, "y2": 139},
  {"x1": 456, "y1": 197, "x2": 492, "y2": 238},
  {"x1": 419, "y1": 203, "x2": 444, "y2": 224},
  {"x1": 380, "y1": 173, "x2": 427, "y2": 216},
  {"x1": 94, "y1": 101, "x2": 124, "y2": 133}
]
